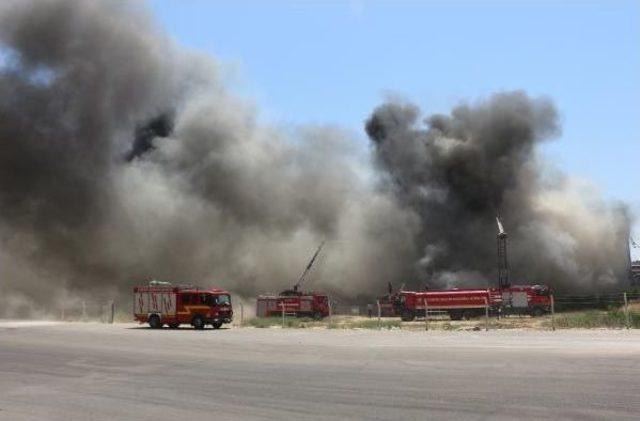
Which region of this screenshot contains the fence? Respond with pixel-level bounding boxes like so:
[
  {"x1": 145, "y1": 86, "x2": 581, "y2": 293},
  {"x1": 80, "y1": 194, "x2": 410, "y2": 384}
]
[
  {"x1": 59, "y1": 300, "x2": 116, "y2": 323},
  {"x1": 55, "y1": 292, "x2": 640, "y2": 329},
  {"x1": 550, "y1": 292, "x2": 640, "y2": 329},
  {"x1": 369, "y1": 291, "x2": 640, "y2": 330},
  {"x1": 553, "y1": 292, "x2": 640, "y2": 311}
]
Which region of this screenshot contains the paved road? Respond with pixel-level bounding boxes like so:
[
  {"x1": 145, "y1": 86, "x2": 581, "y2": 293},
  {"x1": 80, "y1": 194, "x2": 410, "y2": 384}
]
[{"x1": 1, "y1": 323, "x2": 639, "y2": 420}]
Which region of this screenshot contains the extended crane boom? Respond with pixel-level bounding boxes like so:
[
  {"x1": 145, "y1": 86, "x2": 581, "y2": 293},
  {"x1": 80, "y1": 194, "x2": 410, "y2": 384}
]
[{"x1": 293, "y1": 242, "x2": 325, "y2": 293}]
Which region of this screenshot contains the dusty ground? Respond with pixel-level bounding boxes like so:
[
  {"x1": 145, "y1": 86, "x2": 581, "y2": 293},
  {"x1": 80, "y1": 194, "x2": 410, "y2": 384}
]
[{"x1": 1, "y1": 322, "x2": 639, "y2": 420}]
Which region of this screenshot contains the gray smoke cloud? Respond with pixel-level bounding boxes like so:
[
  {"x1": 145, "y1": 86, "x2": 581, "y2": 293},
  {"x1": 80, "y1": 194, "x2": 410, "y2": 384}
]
[
  {"x1": 0, "y1": 0, "x2": 415, "y2": 315},
  {"x1": 366, "y1": 93, "x2": 632, "y2": 292},
  {"x1": 0, "y1": 1, "x2": 632, "y2": 316}
]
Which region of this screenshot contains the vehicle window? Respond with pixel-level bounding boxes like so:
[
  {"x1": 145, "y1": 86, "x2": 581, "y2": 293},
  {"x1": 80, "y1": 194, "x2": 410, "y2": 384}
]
[
  {"x1": 182, "y1": 294, "x2": 191, "y2": 304},
  {"x1": 533, "y1": 287, "x2": 550, "y2": 296},
  {"x1": 216, "y1": 295, "x2": 230, "y2": 305}
]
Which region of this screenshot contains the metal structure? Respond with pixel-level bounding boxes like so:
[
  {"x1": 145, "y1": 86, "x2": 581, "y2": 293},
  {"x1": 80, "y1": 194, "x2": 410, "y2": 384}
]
[
  {"x1": 394, "y1": 285, "x2": 552, "y2": 321},
  {"x1": 289, "y1": 241, "x2": 324, "y2": 294},
  {"x1": 496, "y1": 217, "x2": 511, "y2": 289}
]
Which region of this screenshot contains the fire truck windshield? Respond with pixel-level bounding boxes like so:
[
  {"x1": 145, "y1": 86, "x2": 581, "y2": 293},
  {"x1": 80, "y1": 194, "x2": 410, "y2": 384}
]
[
  {"x1": 215, "y1": 294, "x2": 231, "y2": 305},
  {"x1": 533, "y1": 286, "x2": 550, "y2": 296}
]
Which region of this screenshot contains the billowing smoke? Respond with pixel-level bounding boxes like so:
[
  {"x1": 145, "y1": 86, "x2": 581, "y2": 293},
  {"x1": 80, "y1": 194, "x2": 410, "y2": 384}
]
[
  {"x1": 366, "y1": 93, "x2": 631, "y2": 292},
  {"x1": 125, "y1": 113, "x2": 174, "y2": 162},
  {"x1": 0, "y1": 1, "x2": 632, "y2": 316},
  {"x1": 0, "y1": 0, "x2": 415, "y2": 315}
]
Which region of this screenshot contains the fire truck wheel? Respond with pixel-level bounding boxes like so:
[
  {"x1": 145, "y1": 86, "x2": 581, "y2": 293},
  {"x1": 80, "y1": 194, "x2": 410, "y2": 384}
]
[
  {"x1": 168, "y1": 323, "x2": 179, "y2": 329},
  {"x1": 313, "y1": 312, "x2": 323, "y2": 321},
  {"x1": 449, "y1": 311, "x2": 463, "y2": 321},
  {"x1": 192, "y1": 315, "x2": 205, "y2": 330},
  {"x1": 148, "y1": 314, "x2": 162, "y2": 329},
  {"x1": 212, "y1": 321, "x2": 223, "y2": 329},
  {"x1": 401, "y1": 310, "x2": 415, "y2": 322},
  {"x1": 531, "y1": 307, "x2": 545, "y2": 317}
]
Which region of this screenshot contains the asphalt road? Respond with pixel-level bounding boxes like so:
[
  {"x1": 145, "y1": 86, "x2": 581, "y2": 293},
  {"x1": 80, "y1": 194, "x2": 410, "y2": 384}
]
[{"x1": 1, "y1": 322, "x2": 639, "y2": 420}]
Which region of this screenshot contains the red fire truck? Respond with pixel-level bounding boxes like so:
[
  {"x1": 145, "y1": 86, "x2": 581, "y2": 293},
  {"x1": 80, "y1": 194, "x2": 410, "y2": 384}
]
[
  {"x1": 256, "y1": 291, "x2": 330, "y2": 320},
  {"x1": 377, "y1": 294, "x2": 399, "y2": 317},
  {"x1": 133, "y1": 281, "x2": 233, "y2": 329},
  {"x1": 256, "y1": 242, "x2": 331, "y2": 319},
  {"x1": 394, "y1": 284, "x2": 552, "y2": 321},
  {"x1": 391, "y1": 217, "x2": 552, "y2": 321},
  {"x1": 375, "y1": 282, "x2": 400, "y2": 317}
]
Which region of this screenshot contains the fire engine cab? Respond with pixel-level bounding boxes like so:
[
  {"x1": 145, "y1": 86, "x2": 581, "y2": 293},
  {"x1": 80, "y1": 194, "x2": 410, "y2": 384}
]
[{"x1": 133, "y1": 281, "x2": 233, "y2": 329}]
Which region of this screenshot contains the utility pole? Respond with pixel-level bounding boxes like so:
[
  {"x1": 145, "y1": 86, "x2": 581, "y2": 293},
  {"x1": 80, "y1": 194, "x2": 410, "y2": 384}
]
[
  {"x1": 484, "y1": 296, "x2": 489, "y2": 331},
  {"x1": 551, "y1": 295, "x2": 555, "y2": 331},
  {"x1": 424, "y1": 297, "x2": 429, "y2": 331},
  {"x1": 624, "y1": 292, "x2": 630, "y2": 329}
]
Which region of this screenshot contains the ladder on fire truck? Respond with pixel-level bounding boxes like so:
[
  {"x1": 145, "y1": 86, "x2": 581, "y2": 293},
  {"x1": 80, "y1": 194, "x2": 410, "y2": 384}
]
[
  {"x1": 496, "y1": 217, "x2": 510, "y2": 289},
  {"x1": 292, "y1": 242, "x2": 325, "y2": 293}
]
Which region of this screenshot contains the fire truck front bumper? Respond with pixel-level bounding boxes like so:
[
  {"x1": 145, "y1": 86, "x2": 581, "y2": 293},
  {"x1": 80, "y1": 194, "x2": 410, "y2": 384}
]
[{"x1": 208, "y1": 316, "x2": 232, "y2": 324}]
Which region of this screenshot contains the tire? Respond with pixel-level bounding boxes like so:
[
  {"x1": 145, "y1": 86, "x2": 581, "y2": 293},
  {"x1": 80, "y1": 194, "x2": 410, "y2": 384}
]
[
  {"x1": 462, "y1": 310, "x2": 476, "y2": 320},
  {"x1": 449, "y1": 311, "x2": 463, "y2": 321},
  {"x1": 148, "y1": 314, "x2": 162, "y2": 329},
  {"x1": 168, "y1": 323, "x2": 179, "y2": 329},
  {"x1": 531, "y1": 307, "x2": 545, "y2": 317},
  {"x1": 313, "y1": 312, "x2": 323, "y2": 321},
  {"x1": 192, "y1": 315, "x2": 205, "y2": 330},
  {"x1": 401, "y1": 310, "x2": 415, "y2": 322},
  {"x1": 212, "y1": 321, "x2": 223, "y2": 329}
]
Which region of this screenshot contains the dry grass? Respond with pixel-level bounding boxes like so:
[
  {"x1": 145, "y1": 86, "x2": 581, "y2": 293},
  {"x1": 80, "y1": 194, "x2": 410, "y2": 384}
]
[
  {"x1": 549, "y1": 309, "x2": 640, "y2": 329},
  {"x1": 241, "y1": 309, "x2": 640, "y2": 330},
  {"x1": 241, "y1": 314, "x2": 548, "y2": 330}
]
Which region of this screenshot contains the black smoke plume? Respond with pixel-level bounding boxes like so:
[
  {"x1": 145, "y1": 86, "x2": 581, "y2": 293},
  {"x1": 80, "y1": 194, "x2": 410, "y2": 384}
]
[
  {"x1": 366, "y1": 93, "x2": 631, "y2": 292},
  {"x1": 126, "y1": 113, "x2": 174, "y2": 161},
  {"x1": 0, "y1": 0, "x2": 631, "y2": 316},
  {"x1": 0, "y1": 0, "x2": 415, "y2": 315}
]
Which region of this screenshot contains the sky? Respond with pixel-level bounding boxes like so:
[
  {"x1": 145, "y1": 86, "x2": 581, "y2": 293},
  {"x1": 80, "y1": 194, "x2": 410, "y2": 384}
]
[{"x1": 147, "y1": 0, "x2": 639, "y2": 254}]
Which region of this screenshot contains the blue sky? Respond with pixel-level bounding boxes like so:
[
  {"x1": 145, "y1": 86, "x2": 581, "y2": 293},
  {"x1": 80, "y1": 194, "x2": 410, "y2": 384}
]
[{"x1": 148, "y1": 0, "x2": 639, "y2": 246}]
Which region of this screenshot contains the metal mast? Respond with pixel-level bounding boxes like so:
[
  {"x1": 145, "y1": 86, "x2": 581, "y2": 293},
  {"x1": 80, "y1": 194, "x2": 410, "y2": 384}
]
[{"x1": 496, "y1": 217, "x2": 510, "y2": 289}]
